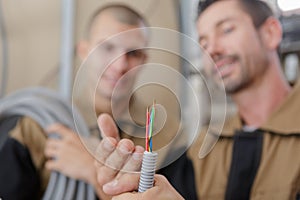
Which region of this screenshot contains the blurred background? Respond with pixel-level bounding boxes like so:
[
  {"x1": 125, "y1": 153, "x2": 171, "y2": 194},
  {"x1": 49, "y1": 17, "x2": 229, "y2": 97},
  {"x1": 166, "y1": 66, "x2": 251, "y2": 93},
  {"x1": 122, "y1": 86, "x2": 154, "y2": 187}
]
[
  {"x1": 0, "y1": 0, "x2": 180, "y2": 97},
  {"x1": 0, "y1": 0, "x2": 300, "y2": 124}
]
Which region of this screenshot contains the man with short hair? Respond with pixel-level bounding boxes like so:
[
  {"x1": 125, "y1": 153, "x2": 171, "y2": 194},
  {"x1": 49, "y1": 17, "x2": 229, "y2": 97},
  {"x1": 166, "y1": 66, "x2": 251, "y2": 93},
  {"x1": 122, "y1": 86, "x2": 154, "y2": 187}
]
[
  {"x1": 0, "y1": 4, "x2": 150, "y2": 200},
  {"x1": 44, "y1": 4, "x2": 149, "y2": 199},
  {"x1": 46, "y1": 4, "x2": 185, "y2": 200}
]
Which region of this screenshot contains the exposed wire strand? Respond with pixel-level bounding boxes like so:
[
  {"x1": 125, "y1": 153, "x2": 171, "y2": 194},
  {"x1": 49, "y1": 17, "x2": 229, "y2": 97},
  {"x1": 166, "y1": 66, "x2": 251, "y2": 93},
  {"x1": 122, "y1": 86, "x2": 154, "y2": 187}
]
[
  {"x1": 145, "y1": 101, "x2": 156, "y2": 152},
  {"x1": 145, "y1": 107, "x2": 149, "y2": 151},
  {"x1": 139, "y1": 101, "x2": 158, "y2": 192}
]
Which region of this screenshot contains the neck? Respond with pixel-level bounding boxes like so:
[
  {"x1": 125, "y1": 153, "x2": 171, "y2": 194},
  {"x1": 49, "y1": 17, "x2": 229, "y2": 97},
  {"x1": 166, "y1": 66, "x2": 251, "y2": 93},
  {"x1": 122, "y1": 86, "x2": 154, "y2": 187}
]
[
  {"x1": 94, "y1": 96, "x2": 112, "y2": 116},
  {"x1": 232, "y1": 59, "x2": 291, "y2": 127}
]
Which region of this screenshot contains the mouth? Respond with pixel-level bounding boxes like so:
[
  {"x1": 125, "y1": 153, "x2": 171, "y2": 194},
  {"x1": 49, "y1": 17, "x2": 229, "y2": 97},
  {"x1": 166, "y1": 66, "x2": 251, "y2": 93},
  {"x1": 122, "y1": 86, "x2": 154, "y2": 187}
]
[
  {"x1": 213, "y1": 56, "x2": 238, "y2": 78},
  {"x1": 102, "y1": 77, "x2": 119, "y2": 88},
  {"x1": 101, "y1": 75, "x2": 129, "y2": 89}
]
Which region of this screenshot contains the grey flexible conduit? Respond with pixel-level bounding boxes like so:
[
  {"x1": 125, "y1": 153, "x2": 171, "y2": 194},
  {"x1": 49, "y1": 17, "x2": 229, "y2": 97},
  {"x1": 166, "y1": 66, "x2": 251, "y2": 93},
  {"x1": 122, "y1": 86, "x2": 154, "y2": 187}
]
[{"x1": 0, "y1": 87, "x2": 96, "y2": 200}]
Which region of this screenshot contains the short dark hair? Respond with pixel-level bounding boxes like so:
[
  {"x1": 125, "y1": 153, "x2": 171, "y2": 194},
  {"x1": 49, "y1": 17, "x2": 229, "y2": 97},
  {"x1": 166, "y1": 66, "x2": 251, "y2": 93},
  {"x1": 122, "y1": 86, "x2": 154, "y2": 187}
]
[
  {"x1": 197, "y1": 0, "x2": 274, "y2": 28},
  {"x1": 86, "y1": 4, "x2": 149, "y2": 38}
]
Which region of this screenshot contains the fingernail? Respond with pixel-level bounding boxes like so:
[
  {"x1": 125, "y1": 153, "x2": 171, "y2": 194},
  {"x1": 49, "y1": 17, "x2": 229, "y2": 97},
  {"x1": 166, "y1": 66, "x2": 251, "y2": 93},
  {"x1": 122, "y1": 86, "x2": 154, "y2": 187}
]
[
  {"x1": 132, "y1": 152, "x2": 143, "y2": 161},
  {"x1": 104, "y1": 179, "x2": 118, "y2": 188},
  {"x1": 103, "y1": 138, "x2": 115, "y2": 151},
  {"x1": 118, "y1": 144, "x2": 130, "y2": 154}
]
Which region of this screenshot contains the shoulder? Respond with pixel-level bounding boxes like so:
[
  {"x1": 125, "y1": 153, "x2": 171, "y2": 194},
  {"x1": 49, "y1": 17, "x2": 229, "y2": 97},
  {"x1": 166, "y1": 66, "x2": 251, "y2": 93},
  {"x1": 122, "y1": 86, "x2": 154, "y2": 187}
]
[{"x1": 9, "y1": 116, "x2": 46, "y2": 146}]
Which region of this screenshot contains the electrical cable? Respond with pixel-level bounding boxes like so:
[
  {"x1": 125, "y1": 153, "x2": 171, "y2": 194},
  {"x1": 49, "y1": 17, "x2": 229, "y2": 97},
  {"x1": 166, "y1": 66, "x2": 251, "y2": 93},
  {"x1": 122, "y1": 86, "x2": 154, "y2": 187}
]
[
  {"x1": 138, "y1": 151, "x2": 158, "y2": 193},
  {"x1": 138, "y1": 102, "x2": 158, "y2": 193},
  {"x1": 0, "y1": 0, "x2": 8, "y2": 98}
]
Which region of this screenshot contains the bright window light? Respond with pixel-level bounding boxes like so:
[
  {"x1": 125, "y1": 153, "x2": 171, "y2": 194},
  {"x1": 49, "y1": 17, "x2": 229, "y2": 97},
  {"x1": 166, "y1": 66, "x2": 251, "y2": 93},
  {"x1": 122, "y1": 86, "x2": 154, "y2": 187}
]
[{"x1": 278, "y1": 0, "x2": 300, "y2": 12}]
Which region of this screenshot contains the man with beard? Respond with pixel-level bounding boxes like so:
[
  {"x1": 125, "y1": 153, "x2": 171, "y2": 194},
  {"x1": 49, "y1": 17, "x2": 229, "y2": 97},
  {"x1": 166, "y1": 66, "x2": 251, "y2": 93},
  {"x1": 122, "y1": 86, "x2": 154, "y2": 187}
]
[{"x1": 97, "y1": 0, "x2": 300, "y2": 199}]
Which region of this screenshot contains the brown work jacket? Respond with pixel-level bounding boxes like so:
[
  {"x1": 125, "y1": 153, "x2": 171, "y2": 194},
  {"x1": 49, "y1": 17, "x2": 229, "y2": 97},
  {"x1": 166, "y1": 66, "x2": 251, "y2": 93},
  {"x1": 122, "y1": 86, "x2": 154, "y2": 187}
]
[{"x1": 189, "y1": 83, "x2": 300, "y2": 199}]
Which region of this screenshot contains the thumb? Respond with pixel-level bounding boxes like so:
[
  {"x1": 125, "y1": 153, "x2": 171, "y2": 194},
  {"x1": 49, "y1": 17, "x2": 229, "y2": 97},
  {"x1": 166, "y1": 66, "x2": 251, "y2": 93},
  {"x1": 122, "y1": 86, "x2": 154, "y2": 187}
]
[
  {"x1": 112, "y1": 192, "x2": 142, "y2": 200},
  {"x1": 103, "y1": 173, "x2": 140, "y2": 196},
  {"x1": 98, "y1": 113, "x2": 120, "y2": 141}
]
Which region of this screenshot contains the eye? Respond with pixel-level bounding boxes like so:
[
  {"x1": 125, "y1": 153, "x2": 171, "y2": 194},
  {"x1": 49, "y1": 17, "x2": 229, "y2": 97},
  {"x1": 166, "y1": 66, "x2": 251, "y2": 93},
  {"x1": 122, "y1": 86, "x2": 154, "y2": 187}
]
[
  {"x1": 127, "y1": 49, "x2": 145, "y2": 59},
  {"x1": 222, "y1": 26, "x2": 234, "y2": 34},
  {"x1": 199, "y1": 38, "x2": 208, "y2": 50}
]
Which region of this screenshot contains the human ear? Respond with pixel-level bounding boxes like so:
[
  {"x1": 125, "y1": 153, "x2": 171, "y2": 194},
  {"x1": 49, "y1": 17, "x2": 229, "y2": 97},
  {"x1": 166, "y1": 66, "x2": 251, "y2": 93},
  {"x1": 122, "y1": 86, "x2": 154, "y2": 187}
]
[
  {"x1": 76, "y1": 40, "x2": 89, "y2": 61},
  {"x1": 259, "y1": 17, "x2": 283, "y2": 50}
]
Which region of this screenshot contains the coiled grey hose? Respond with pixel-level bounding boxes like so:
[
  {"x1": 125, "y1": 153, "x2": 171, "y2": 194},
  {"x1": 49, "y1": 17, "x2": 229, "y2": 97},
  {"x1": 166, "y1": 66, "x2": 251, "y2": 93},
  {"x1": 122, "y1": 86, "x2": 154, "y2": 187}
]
[{"x1": 0, "y1": 87, "x2": 96, "y2": 200}]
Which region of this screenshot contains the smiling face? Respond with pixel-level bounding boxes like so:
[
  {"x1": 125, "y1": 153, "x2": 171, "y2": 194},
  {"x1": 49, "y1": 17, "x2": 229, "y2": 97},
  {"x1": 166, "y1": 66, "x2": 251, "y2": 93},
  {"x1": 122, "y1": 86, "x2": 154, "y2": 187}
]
[
  {"x1": 80, "y1": 10, "x2": 148, "y2": 103},
  {"x1": 197, "y1": 0, "x2": 270, "y2": 94}
]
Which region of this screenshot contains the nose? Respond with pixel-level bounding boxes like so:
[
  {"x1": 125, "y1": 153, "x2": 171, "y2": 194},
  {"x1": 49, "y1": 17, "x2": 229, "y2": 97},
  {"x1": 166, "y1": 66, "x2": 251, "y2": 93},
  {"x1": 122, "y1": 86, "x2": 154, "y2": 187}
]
[
  {"x1": 206, "y1": 37, "x2": 223, "y2": 59},
  {"x1": 110, "y1": 53, "x2": 130, "y2": 74}
]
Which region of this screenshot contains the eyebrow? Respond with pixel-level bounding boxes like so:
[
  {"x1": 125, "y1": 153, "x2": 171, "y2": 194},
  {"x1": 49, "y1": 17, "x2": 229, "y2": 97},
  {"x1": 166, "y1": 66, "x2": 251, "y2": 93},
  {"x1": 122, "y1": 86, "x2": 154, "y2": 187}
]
[
  {"x1": 198, "y1": 17, "x2": 235, "y2": 42},
  {"x1": 95, "y1": 38, "x2": 109, "y2": 46}
]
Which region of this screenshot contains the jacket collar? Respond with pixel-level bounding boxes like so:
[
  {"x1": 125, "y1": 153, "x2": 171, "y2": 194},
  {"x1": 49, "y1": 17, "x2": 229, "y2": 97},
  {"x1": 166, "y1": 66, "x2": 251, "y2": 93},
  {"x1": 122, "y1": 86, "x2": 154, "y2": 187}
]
[
  {"x1": 261, "y1": 82, "x2": 300, "y2": 135},
  {"x1": 214, "y1": 82, "x2": 300, "y2": 137}
]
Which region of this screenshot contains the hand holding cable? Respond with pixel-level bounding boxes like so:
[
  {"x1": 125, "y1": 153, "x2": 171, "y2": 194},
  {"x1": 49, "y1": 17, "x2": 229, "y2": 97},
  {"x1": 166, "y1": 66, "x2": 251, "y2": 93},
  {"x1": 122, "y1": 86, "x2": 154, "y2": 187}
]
[{"x1": 95, "y1": 114, "x2": 144, "y2": 198}]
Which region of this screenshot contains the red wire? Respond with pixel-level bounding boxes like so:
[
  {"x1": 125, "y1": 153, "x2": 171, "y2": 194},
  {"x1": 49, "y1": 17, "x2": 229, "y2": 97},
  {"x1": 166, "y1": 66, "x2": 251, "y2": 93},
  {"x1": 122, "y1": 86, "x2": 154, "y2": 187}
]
[{"x1": 145, "y1": 107, "x2": 149, "y2": 151}]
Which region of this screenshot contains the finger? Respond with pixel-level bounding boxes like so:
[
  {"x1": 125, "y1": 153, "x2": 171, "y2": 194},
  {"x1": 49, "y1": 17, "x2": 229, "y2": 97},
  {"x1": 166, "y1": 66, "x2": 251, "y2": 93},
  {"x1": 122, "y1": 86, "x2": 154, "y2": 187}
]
[
  {"x1": 98, "y1": 113, "x2": 120, "y2": 140},
  {"x1": 46, "y1": 138, "x2": 61, "y2": 149},
  {"x1": 103, "y1": 173, "x2": 140, "y2": 196},
  {"x1": 117, "y1": 145, "x2": 144, "y2": 177},
  {"x1": 44, "y1": 145, "x2": 58, "y2": 158},
  {"x1": 46, "y1": 123, "x2": 65, "y2": 133},
  {"x1": 95, "y1": 137, "x2": 117, "y2": 164},
  {"x1": 153, "y1": 174, "x2": 169, "y2": 186},
  {"x1": 97, "y1": 139, "x2": 134, "y2": 185},
  {"x1": 46, "y1": 124, "x2": 74, "y2": 137},
  {"x1": 44, "y1": 139, "x2": 60, "y2": 157},
  {"x1": 45, "y1": 159, "x2": 60, "y2": 171},
  {"x1": 112, "y1": 192, "x2": 141, "y2": 200},
  {"x1": 105, "y1": 139, "x2": 134, "y2": 170}
]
